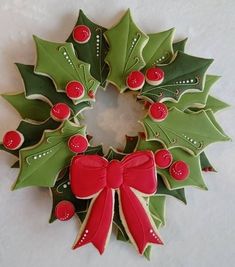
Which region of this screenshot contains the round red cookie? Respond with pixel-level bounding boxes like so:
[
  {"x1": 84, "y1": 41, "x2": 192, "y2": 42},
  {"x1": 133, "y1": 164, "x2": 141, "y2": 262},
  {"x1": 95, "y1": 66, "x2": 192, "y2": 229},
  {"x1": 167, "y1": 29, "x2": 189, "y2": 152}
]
[
  {"x1": 145, "y1": 67, "x2": 164, "y2": 86},
  {"x1": 50, "y1": 103, "x2": 71, "y2": 121},
  {"x1": 73, "y1": 25, "x2": 91, "y2": 44},
  {"x1": 66, "y1": 81, "x2": 85, "y2": 100},
  {"x1": 169, "y1": 160, "x2": 190, "y2": 181},
  {"x1": 149, "y1": 102, "x2": 168, "y2": 122},
  {"x1": 2, "y1": 130, "x2": 24, "y2": 150},
  {"x1": 155, "y1": 149, "x2": 173, "y2": 169},
  {"x1": 126, "y1": 70, "x2": 145, "y2": 90},
  {"x1": 68, "y1": 134, "x2": 88, "y2": 153},
  {"x1": 55, "y1": 200, "x2": 75, "y2": 221}
]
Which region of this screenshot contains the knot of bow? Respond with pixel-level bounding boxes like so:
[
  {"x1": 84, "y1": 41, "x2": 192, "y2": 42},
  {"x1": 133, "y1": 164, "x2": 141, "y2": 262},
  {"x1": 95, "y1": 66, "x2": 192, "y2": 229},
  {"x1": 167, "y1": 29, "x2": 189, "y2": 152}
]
[{"x1": 70, "y1": 151, "x2": 163, "y2": 254}]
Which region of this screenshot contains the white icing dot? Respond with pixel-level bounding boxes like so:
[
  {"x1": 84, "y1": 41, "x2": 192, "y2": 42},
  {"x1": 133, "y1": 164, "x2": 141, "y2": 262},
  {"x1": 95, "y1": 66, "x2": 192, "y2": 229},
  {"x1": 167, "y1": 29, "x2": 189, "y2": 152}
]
[
  {"x1": 63, "y1": 184, "x2": 67, "y2": 188},
  {"x1": 85, "y1": 229, "x2": 89, "y2": 233},
  {"x1": 33, "y1": 156, "x2": 37, "y2": 160},
  {"x1": 96, "y1": 35, "x2": 99, "y2": 38},
  {"x1": 149, "y1": 229, "x2": 153, "y2": 233},
  {"x1": 63, "y1": 52, "x2": 67, "y2": 55},
  {"x1": 182, "y1": 81, "x2": 185, "y2": 83},
  {"x1": 38, "y1": 154, "x2": 42, "y2": 158},
  {"x1": 191, "y1": 79, "x2": 194, "y2": 82},
  {"x1": 186, "y1": 80, "x2": 189, "y2": 83},
  {"x1": 193, "y1": 141, "x2": 197, "y2": 144}
]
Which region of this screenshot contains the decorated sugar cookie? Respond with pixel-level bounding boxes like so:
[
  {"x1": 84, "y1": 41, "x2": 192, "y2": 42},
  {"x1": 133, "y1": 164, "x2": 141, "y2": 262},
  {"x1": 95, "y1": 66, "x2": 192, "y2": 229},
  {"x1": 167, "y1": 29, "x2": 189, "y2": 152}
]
[{"x1": 0, "y1": 9, "x2": 230, "y2": 260}]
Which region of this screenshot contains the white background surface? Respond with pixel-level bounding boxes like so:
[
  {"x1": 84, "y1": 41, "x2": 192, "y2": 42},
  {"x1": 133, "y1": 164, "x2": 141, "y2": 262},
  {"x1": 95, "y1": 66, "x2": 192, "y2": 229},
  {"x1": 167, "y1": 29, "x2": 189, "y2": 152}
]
[{"x1": 0, "y1": 0, "x2": 235, "y2": 266}]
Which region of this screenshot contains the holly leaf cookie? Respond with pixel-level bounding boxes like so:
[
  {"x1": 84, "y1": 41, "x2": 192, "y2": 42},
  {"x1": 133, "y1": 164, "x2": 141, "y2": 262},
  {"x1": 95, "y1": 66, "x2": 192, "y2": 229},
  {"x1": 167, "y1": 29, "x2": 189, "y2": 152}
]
[
  {"x1": 1, "y1": 92, "x2": 50, "y2": 122},
  {"x1": 0, "y1": 118, "x2": 60, "y2": 157},
  {"x1": 104, "y1": 9, "x2": 149, "y2": 92},
  {"x1": 166, "y1": 75, "x2": 220, "y2": 111},
  {"x1": 142, "y1": 28, "x2": 175, "y2": 69},
  {"x1": 49, "y1": 168, "x2": 89, "y2": 223},
  {"x1": 67, "y1": 10, "x2": 109, "y2": 87},
  {"x1": 200, "y1": 151, "x2": 216, "y2": 172},
  {"x1": 142, "y1": 108, "x2": 229, "y2": 155},
  {"x1": 173, "y1": 38, "x2": 188, "y2": 53},
  {"x1": 16, "y1": 64, "x2": 91, "y2": 116},
  {"x1": 149, "y1": 195, "x2": 166, "y2": 228},
  {"x1": 139, "y1": 52, "x2": 213, "y2": 102},
  {"x1": 12, "y1": 120, "x2": 86, "y2": 189},
  {"x1": 34, "y1": 36, "x2": 100, "y2": 103}
]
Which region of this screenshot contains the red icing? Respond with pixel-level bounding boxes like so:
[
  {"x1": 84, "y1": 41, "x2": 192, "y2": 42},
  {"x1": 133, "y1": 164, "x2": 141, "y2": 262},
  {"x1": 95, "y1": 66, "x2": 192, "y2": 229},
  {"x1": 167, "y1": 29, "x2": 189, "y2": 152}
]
[
  {"x1": 149, "y1": 102, "x2": 168, "y2": 121},
  {"x1": 68, "y1": 135, "x2": 88, "y2": 153},
  {"x1": 66, "y1": 81, "x2": 84, "y2": 100},
  {"x1": 126, "y1": 71, "x2": 145, "y2": 90},
  {"x1": 169, "y1": 160, "x2": 190, "y2": 181},
  {"x1": 3, "y1": 130, "x2": 24, "y2": 150},
  {"x1": 51, "y1": 103, "x2": 70, "y2": 121},
  {"x1": 155, "y1": 149, "x2": 173, "y2": 169},
  {"x1": 145, "y1": 67, "x2": 164, "y2": 85},
  {"x1": 73, "y1": 25, "x2": 91, "y2": 43},
  {"x1": 55, "y1": 200, "x2": 75, "y2": 221},
  {"x1": 70, "y1": 151, "x2": 163, "y2": 254}
]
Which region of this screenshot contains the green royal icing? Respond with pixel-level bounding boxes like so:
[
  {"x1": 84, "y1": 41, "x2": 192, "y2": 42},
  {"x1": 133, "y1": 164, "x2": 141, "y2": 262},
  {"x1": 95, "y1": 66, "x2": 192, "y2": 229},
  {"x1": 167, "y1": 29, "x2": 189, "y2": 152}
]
[
  {"x1": 12, "y1": 120, "x2": 86, "y2": 189},
  {"x1": 142, "y1": 107, "x2": 230, "y2": 156},
  {"x1": 173, "y1": 38, "x2": 188, "y2": 53},
  {"x1": 104, "y1": 9, "x2": 149, "y2": 92},
  {"x1": 67, "y1": 10, "x2": 109, "y2": 88},
  {"x1": 142, "y1": 28, "x2": 175, "y2": 69},
  {"x1": 139, "y1": 52, "x2": 213, "y2": 102},
  {"x1": 34, "y1": 36, "x2": 100, "y2": 104},
  {"x1": 2, "y1": 92, "x2": 50, "y2": 122},
  {"x1": 16, "y1": 64, "x2": 91, "y2": 116}
]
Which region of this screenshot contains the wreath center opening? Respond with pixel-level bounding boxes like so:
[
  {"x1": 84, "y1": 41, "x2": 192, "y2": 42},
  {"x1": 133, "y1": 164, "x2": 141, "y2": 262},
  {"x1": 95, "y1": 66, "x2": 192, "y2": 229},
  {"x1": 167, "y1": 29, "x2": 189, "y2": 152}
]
[{"x1": 83, "y1": 84, "x2": 146, "y2": 153}]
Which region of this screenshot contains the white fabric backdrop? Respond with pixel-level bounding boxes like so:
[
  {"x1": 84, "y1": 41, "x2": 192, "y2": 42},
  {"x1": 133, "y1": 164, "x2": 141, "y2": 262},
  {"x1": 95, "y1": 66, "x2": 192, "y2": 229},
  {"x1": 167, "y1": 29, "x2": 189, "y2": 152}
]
[{"x1": 0, "y1": 0, "x2": 234, "y2": 266}]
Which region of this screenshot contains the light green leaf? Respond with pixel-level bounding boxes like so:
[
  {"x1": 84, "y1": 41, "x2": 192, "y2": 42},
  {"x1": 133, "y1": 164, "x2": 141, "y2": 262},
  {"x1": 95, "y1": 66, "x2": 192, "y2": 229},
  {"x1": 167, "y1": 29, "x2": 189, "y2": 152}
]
[
  {"x1": 142, "y1": 28, "x2": 175, "y2": 69},
  {"x1": 67, "y1": 10, "x2": 109, "y2": 87},
  {"x1": 104, "y1": 9, "x2": 148, "y2": 92},
  {"x1": 203, "y1": 95, "x2": 230, "y2": 113},
  {"x1": 140, "y1": 52, "x2": 213, "y2": 102},
  {"x1": 200, "y1": 151, "x2": 216, "y2": 172},
  {"x1": 141, "y1": 107, "x2": 230, "y2": 155},
  {"x1": 173, "y1": 38, "x2": 188, "y2": 53},
  {"x1": 34, "y1": 36, "x2": 100, "y2": 103},
  {"x1": 13, "y1": 120, "x2": 86, "y2": 189},
  {"x1": 16, "y1": 64, "x2": 91, "y2": 116},
  {"x1": 149, "y1": 195, "x2": 166, "y2": 226},
  {"x1": 159, "y1": 147, "x2": 207, "y2": 190},
  {"x1": 166, "y1": 75, "x2": 220, "y2": 111},
  {"x1": 2, "y1": 92, "x2": 50, "y2": 122},
  {"x1": 0, "y1": 118, "x2": 60, "y2": 157}
]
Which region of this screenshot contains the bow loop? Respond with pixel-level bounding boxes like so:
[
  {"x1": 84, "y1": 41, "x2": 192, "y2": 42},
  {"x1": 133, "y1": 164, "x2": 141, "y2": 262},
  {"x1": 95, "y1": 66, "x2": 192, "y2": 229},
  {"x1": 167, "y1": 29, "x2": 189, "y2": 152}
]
[
  {"x1": 122, "y1": 151, "x2": 157, "y2": 195},
  {"x1": 70, "y1": 155, "x2": 108, "y2": 198}
]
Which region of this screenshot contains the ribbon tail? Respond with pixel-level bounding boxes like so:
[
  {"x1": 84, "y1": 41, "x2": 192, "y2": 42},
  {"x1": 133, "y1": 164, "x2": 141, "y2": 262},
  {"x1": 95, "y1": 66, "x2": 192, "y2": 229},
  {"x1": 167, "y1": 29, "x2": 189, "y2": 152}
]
[
  {"x1": 118, "y1": 184, "x2": 163, "y2": 254},
  {"x1": 73, "y1": 187, "x2": 114, "y2": 254}
]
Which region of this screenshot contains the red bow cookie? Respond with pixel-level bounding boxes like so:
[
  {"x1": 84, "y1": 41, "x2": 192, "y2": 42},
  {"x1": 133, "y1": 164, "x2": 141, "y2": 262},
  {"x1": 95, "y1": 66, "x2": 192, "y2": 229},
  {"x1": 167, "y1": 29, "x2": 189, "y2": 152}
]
[{"x1": 70, "y1": 151, "x2": 163, "y2": 254}]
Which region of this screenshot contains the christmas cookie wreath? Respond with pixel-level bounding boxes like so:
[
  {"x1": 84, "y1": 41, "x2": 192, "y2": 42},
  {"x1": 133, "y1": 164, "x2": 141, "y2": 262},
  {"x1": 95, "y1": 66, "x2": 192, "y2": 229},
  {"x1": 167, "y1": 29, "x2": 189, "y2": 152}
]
[{"x1": 0, "y1": 9, "x2": 230, "y2": 259}]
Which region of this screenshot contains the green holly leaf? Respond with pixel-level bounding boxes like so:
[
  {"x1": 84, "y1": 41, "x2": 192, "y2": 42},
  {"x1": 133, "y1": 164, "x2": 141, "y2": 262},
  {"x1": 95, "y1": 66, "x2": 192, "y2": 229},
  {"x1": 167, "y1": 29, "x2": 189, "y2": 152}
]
[
  {"x1": 166, "y1": 75, "x2": 220, "y2": 111},
  {"x1": 139, "y1": 52, "x2": 213, "y2": 102},
  {"x1": 157, "y1": 175, "x2": 187, "y2": 204},
  {"x1": 67, "y1": 10, "x2": 109, "y2": 87},
  {"x1": 142, "y1": 28, "x2": 175, "y2": 69},
  {"x1": 122, "y1": 135, "x2": 139, "y2": 153},
  {"x1": 143, "y1": 246, "x2": 152, "y2": 261},
  {"x1": 159, "y1": 147, "x2": 207, "y2": 190},
  {"x1": 16, "y1": 64, "x2": 91, "y2": 116},
  {"x1": 34, "y1": 36, "x2": 100, "y2": 103},
  {"x1": 201, "y1": 95, "x2": 230, "y2": 113},
  {"x1": 105, "y1": 148, "x2": 126, "y2": 161},
  {"x1": 84, "y1": 145, "x2": 104, "y2": 156},
  {"x1": 173, "y1": 38, "x2": 188, "y2": 53},
  {"x1": 149, "y1": 195, "x2": 166, "y2": 227},
  {"x1": 1, "y1": 92, "x2": 50, "y2": 122},
  {"x1": 49, "y1": 168, "x2": 89, "y2": 223},
  {"x1": 0, "y1": 118, "x2": 60, "y2": 157},
  {"x1": 12, "y1": 120, "x2": 86, "y2": 190},
  {"x1": 104, "y1": 9, "x2": 148, "y2": 92},
  {"x1": 200, "y1": 151, "x2": 216, "y2": 172},
  {"x1": 141, "y1": 108, "x2": 230, "y2": 156}
]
